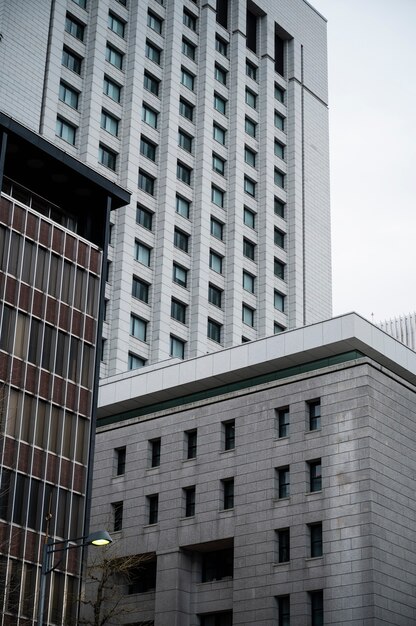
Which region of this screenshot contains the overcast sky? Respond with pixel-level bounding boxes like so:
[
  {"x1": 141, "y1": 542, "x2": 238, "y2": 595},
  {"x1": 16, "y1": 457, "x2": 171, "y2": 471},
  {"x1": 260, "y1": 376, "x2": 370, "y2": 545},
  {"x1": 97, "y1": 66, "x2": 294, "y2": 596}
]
[{"x1": 310, "y1": 0, "x2": 416, "y2": 323}]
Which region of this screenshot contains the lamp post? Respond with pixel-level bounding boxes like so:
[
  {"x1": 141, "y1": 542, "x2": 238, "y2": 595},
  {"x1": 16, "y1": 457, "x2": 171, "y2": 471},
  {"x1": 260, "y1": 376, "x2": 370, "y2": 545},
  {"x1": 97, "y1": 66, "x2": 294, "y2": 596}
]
[{"x1": 38, "y1": 529, "x2": 112, "y2": 625}]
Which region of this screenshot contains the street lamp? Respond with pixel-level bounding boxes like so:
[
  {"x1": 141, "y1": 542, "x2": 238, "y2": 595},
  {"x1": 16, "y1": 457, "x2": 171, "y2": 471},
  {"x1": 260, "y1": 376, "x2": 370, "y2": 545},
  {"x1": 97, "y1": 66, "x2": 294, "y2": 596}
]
[{"x1": 38, "y1": 529, "x2": 112, "y2": 625}]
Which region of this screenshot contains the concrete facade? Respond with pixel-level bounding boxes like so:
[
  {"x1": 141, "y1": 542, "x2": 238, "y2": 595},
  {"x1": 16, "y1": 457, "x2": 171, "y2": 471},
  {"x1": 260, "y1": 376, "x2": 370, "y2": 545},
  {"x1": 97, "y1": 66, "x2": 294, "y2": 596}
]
[
  {"x1": 0, "y1": 0, "x2": 332, "y2": 373},
  {"x1": 90, "y1": 314, "x2": 416, "y2": 625}
]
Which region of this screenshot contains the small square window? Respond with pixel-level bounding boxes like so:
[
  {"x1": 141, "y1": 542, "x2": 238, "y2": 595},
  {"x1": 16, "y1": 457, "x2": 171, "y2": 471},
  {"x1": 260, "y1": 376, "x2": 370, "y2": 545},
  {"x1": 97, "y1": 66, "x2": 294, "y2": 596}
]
[
  {"x1": 246, "y1": 60, "x2": 257, "y2": 80},
  {"x1": 173, "y1": 263, "x2": 188, "y2": 288},
  {"x1": 243, "y1": 238, "x2": 255, "y2": 260},
  {"x1": 128, "y1": 352, "x2": 146, "y2": 370},
  {"x1": 242, "y1": 271, "x2": 255, "y2": 294},
  {"x1": 276, "y1": 407, "x2": 289, "y2": 438},
  {"x1": 215, "y1": 35, "x2": 228, "y2": 56},
  {"x1": 222, "y1": 478, "x2": 234, "y2": 510},
  {"x1": 274, "y1": 111, "x2": 285, "y2": 131},
  {"x1": 245, "y1": 89, "x2": 257, "y2": 109},
  {"x1": 211, "y1": 185, "x2": 225, "y2": 208},
  {"x1": 144, "y1": 71, "x2": 160, "y2": 96},
  {"x1": 181, "y1": 67, "x2": 195, "y2": 90},
  {"x1": 274, "y1": 228, "x2": 285, "y2": 249},
  {"x1": 140, "y1": 136, "x2": 157, "y2": 161},
  {"x1": 59, "y1": 82, "x2": 79, "y2": 109},
  {"x1": 109, "y1": 11, "x2": 126, "y2": 37},
  {"x1": 178, "y1": 129, "x2": 193, "y2": 153},
  {"x1": 274, "y1": 290, "x2": 285, "y2": 312},
  {"x1": 242, "y1": 304, "x2": 254, "y2": 327},
  {"x1": 274, "y1": 322, "x2": 285, "y2": 334},
  {"x1": 207, "y1": 318, "x2": 222, "y2": 343},
  {"x1": 309, "y1": 460, "x2": 322, "y2": 492},
  {"x1": 183, "y1": 8, "x2": 197, "y2": 31},
  {"x1": 274, "y1": 198, "x2": 285, "y2": 218},
  {"x1": 147, "y1": 494, "x2": 159, "y2": 524},
  {"x1": 56, "y1": 118, "x2": 76, "y2": 145},
  {"x1": 142, "y1": 104, "x2": 158, "y2": 128},
  {"x1": 274, "y1": 169, "x2": 285, "y2": 189},
  {"x1": 176, "y1": 194, "x2": 191, "y2": 218},
  {"x1": 213, "y1": 123, "x2": 226, "y2": 145},
  {"x1": 274, "y1": 140, "x2": 285, "y2": 160},
  {"x1": 106, "y1": 44, "x2": 123, "y2": 70},
  {"x1": 171, "y1": 298, "x2": 187, "y2": 324},
  {"x1": 179, "y1": 98, "x2": 194, "y2": 121},
  {"x1": 310, "y1": 522, "x2": 323, "y2": 558},
  {"x1": 244, "y1": 146, "x2": 256, "y2": 168},
  {"x1": 147, "y1": 11, "x2": 162, "y2": 35},
  {"x1": 208, "y1": 283, "x2": 222, "y2": 307},
  {"x1": 275, "y1": 84, "x2": 285, "y2": 103},
  {"x1": 138, "y1": 170, "x2": 155, "y2": 195},
  {"x1": 308, "y1": 400, "x2": 321, "y2": 431},
  {"x1": 277, "y1": 528, "x2": 290, "y2": 563},
  {"x1": 244, "y1": 177, "x2": 256, "y2": 197},
  {"x1": 277, "y1": 466, "x2": 290, "y2": 498},
  {"x1": 210, "y1": 217, "x2": 224, "y2": 240},
  {"x1": 145, "y1": 40, "x2": 161, "y2": 65},
  {"x1": 65, "y1": 14, "x2": 85, "y2": 41},
  {"x1": 223, "y1": 420, "x2": 235, "y2": 450},
  {"x1": 104, "y1": 75, "x2": 122, "y2": 102},
  {"x1": 186, "y1": 429, "x2": 197, "y2": 459},
  {"x1": 62, "y1": 47, "x2": 82, "y2": 74},
  {"x1": 212, "y1": 153, "x2": 226, "y2": 175},
  {"x1": 214, "y1": 93, "x2": 227, "y2": 114},
  {"x1": 182, "y1": 37, "x2": 196, "y2": 60},
  {"x1": 174, "y1": 228, "x2": 189, "y2": 252},
  {"x1": 101, "y1": 110, "x2": 119, "y2": 136},
  {"x1": 170, "y1": 335, "x2": 185, "y2": 359},
  {"x1": 274, "y1": 259, "x2": 285, "y2": 280},
  {"x1": 99, "y1": 144, "x2": 117, "y2": 170},
  {"x1": 184, "y1": 486, "x2": 196, "y2": 517},
  {"x1": 112, "y1": 501, "x2": 123, "y2": 531},
  {"x1": 215, "y1": 64, "x2": 227, "y2": 85},
  {"x1": 134, "y1": 241, "x2": 151, "y2": 266},
  {"x1": 245, "y1": 117, "x2": 256, "y2": 138},
  {"x1": 209, "y1": 250, "x2": 223, "y2": 274},
  {"x1": 243, "y1": 207, "x2": 255, "y2": 229},
  {"x1": 132, "y1": 276, "x2": 149, "y2": 302},
  {"x1": 130, "y1": 314, "x2": 147, "y2": 342},
  {"x1": 177, "y1": 161, "x2": 192, "y2": 185}
]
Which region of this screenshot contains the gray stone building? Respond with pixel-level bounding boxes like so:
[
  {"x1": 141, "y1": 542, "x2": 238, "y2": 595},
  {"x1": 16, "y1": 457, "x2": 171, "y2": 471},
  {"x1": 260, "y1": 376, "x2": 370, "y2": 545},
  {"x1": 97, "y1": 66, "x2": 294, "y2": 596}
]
[{"x1": 91, "y1": 313, "x2": 416, "y2": 625}]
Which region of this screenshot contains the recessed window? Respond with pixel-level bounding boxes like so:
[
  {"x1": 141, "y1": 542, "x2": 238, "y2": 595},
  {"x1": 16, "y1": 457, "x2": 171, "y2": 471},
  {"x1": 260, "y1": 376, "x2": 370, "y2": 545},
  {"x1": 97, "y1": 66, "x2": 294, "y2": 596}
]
[
  {"x1": 222, "y1": 478, "x2": 234, "y2": 510},
  {"x1": 128, "y1": 352, "x2": 146, "y2": 370},
  {"x1": 99, "y1": 144, "x2": 117, "y2": 170},
  {"x1": 274, "y1": 228, "x2": 285, "y2": 249},
  {"x1": 56, "y1": 118, "x2": 76, "y2": 145},
  {"x1": 171, "y1": 298, "x2": 187, "y2": 324},
  {"x1": 147, "y1": 11, "x2": 162, "y2": 34},
  {"x1": 310, "y1": 523, "x2": 323, "y2": 558},
  {"x1": 276, "y1": 407, "x2": 289, "y2": 438},
  {"x1": 242, "y1": 271, "x2": 255, "y2": 293},
  {"x1": 245, "y1": 117, "x2": 256, "y2": 138},
  {"x1": 104, "y1": 75, "x2": 122, "y2": 102},
  {"x1": 108, "y1": 11, "x2": 125, "y2": 37},
  {"x1": 179, "y1": 98, "x2": 194, "y2": 121},
  {"x1": 309, "y1": 460, "x2": 322, "y2": 492},
  {"x1": 182, "y1": 37, "x2": 196, "y2": 60},
  {"x1": 186, "y1": 429, "x2": 197, "y2": 459},
  {"x1": 101, "y1": 110, "x2": 119, "y2": 136},
  {"x1": 106, "y1": 44, "x2": 123, "y2": 70},
  {"x1": 277, "y1": 596, "x2": 290, "y2": 626},
  {"x1": 130, "y1": 314, "x2": 147, "y2": 342},
  {"x1": 210, "y1": 217, "x2": 223, "y2": 240},
  {"x1": 274, "y1": 290, "x2": 285, "y2": 312},
  {"x1": 274, "y1": 140, "x2": 285, "y2": 160},
  {"x1": 145, "y1": 40, "x2": 161, "y2": 65},
  {"x1": 174, "y1": 228, "x2": 189, "y2": 252},
  {"x1": 207, "y1": 318, "x2": 222, "y2": 343},
  {"x1": 274, "y1": 258, "x2": 285, "y2": 280},
  {"x1": 112, "y1": 501, "x2": 123, "y2": 531},
  {"x1": 215, "y1": 64, "x2": 227, "y2": 85},
  {"x1": 277, "y1": 528, "x2": 290, "y2": 563},
  {"x1": 243, "y1": 238, "x2": 255, "y2": 260},
  {"x1": 181, "y1": 67, "x2": 195, "y2": 90},
  {"x1": 213, "y1": 123, "x2": 226, "y2": 145},
  {"x1": 59, "y1": 82, "x2": 79, "y2": 109},
  {"x1": 275, "y1": 83, "x2": 285, "y2": 103},
  {"x1": 246, "y1": 60, "x2": 257, "y2": 80},
  {"x1": 173, "y1": 263, "x2": 188, "y2": 288},
  {"x1": 310, "y1": 590, "x2": 324, "y2": 626},
  {"x1": 65, "y1": 14, "x2": 85, "y2": 41},
  {"x1": 242, "y1": 304, "x2": 254, "y2": 327},
  {"x1": 178, "y1": 129, "x2": 193, "y2": 153},
  {"x1": 308, "y1": 399, "x2": 321, "y2": 431},
  {"x1": 208, "y1": 283, "x2": 222, "y2": 308},
  {"x1": 245, "y1": 89, "x2": 257, "y2": 109},
  {"x1": 244, "y1": 177, "x2": 256, "y2": 197},
  {"x1": 274, "y1": 197, "x2": 285, "y2": 218},
  {"x1": 211, "y1": 185, "x2": 225, "y2": 208},
  {"x1": 142, "y1": 104, "x2": 158, "y2": 128},
  {"x1": 274, "y1": 169, "x2": 285, "y2": 189},
  {"x1": 214, "y1": 93, "x2": 227, "y2": 114},
  {"x1": 212, "y1": 153, "x2": 225, "y2": 175},
  {"x1": 274, "y1": 322, "x2": 285, "y2": 334},
  {"x1": 138, "y1": 170, "x2": 155, "y2": 195},
  {"x1": 274, "y1": 111, "x2": 285, "y2": 131},
  {"x1": 147, "y1": 494, "x2": 159, "y2": 524},
  {"x1": 140, "y1": 136, "x2": 157, "y2": 161},
  {"x1": 202, "y1": 548, "x2": 233, "y2": 583},
  {"x1": 72, "y1": 0, "x2": 86, "y2": 8},
  {"x1": 183, "y1": 8, "x2": 197, "y2": 31},
  {"x1": 135, "y1": 240, "x2": 151, "y2": 266},
  {"x1": 177, "y1": 162, "x2": 192, "y2": 185},
  {"x1": 243, "y1": 207, "x2": 255, "y2": 229},
  {"x1": 115, "y1": 447, "x2": 126, "y2": 476},
  {"x1": 136, "y1": 205, "x2": 153, "y2": 230},
  {"x1": 209, "y1": 250, "x2": 223, "y2": 274},
  {"x1": 170, "y1": 335, "x2": 185, "y2": 359},
  {"x1": 223, "y1": 420, "x2": 235, "y2": 450},
  {"x1": 150, "y1": 438, "x2": 161, "y2": 467},
  {"x1": 277, "y1": 466, "x2": 290, "y2": 498},
  {"x1": 62, "y1": 47, "x2": 82, "y2": 74},
  {"x1": 184, "y1": 486, "x2": 196, "y2": 517},
  {"x1": 244, "y1": 146, "x2": 256, "y2": 168},
  {"x1": 144, "y1": 71, "x2": 160, "y2": 96},
  {"x1": 215, "y1": 35, "x2": 228, "y2": 56},
  {"x1": 176, "y1": 194, "x2": 190, "y2": 218},
  {"x1": 132, "y1": 276, "x2": 149, "y2": 303}
]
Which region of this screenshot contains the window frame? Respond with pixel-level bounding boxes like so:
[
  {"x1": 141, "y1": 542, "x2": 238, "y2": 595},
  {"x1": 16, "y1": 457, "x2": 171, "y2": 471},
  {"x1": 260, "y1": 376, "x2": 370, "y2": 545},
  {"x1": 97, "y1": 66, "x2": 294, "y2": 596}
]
[
  {"x1": 59, "y1": 82, "x2": 79, "y2": 109},
  {"x1": 278, "y1": 466, "x2": 290, "y2": 498},
  {"x1": 147, "y1": 10, "x2": 163, "y2": 35},
  {"x1": 308, "y1": 400, "x2": 321, "y2": 431},
  {"x1": 130, "y1": 314, "x2": 147, "y2": 342},
  {"x1": 104, "y1": 75, "x2": 122, "y2": 102},
  {"x1": 108, "y1": 11, "x2": 126, "y2": 38},
  {"x1": 277, "y1": 407, "x2": 289, "y2": 438},
  {"x1": 309, "y1": 460, "x2": 322, "y2": 493},
  {"x1": 208, "y1": 283, "x2": 222, "y2": 308},
  {"x1": 242, "y1": 304, "x2": 254, "y2": 327},
  {"x1": 174, "y1": 228, "x2": 189, "y2": 253},
  {"x1": 209, "y1": 250, "x2": 223, "y2": 274},
  {"x1": 106, "y1": 43, "x2": 123, "y2": 70},
  {"x1": 207, "y1": 318, "x2": 222, "y2": 343},
  {"x1": 222, "y1": 478, "x2": 234, "y2": 510}
]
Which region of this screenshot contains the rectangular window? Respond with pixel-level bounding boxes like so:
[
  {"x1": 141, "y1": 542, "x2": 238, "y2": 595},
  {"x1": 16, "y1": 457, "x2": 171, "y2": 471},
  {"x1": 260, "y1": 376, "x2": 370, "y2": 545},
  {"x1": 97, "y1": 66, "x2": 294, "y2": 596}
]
[
  {"x1": 275, "y1": 84, "x2": 285, "y2": 103},
  {"x1": 275, "y1": 169, "x2": 285, "y2": 189},
  {"x1": 274, "y1": 323, "x2": 285, "y2": 334},
  {"x1": 101, "y1": 110, "x2": 119, "y2": 136},
  {"x1": 244, "y1": 146, "x2": 256, "y2": 168},
  {"x1": 242, "y1": 304, "x2": 254, "y2": 327},
  {"x1": 148, "y1": 11, "x2": 162, "y2": 34},
  {"x1": 310, "y1": 590, "x2": 324, "y2": 626},
  {"x1": 213, "y1": 123, "x2": 226, "y2": 145},
  {"x1": 144, "y1": 71, "x2": 160, "y2": 96},
  {"x1": 177, "y1": 162, "x2": 192, "y2": 185},
  {"x1": 216, "y1": 0, "x2": 228, "y2": 28},
  {"x1": 246, "y1": 60, "x2": 257, "y2": 80},
  {"x1": 277, "y1": 407, "x2": 289, "y2": 438},
  {"x1": 108, "y1": 11, "x2": 125, "y2": 37},
  {"x1": 223, "y1": 420, "x2": 235, "y2": 450},
  {"x1": 245, "y1": 89, "x2": 257, "y2": 109},
  {"x1": 65, "y1": 14, "x2": 85, "y2": 41},
  {"x1": 106, "y1": 44, "x2": 123, "y2": 70},
  {"x1": 310, "y1": 523, "x2": 323, "y2": 558},
  {"x1": 208, "y1": 283, "x2": 222, "y2": 307},
  {"x1": 277, "y1": 466, "x2": 290, "y2": 498},
  {"x1": 209, "y1": 250, "x2": 223, "y2": 274},
  {"x1": 136, "y1": 205, "x2": 153, "y2": 230},
  {"x1": 150, "y1": 438, "x2": 161, "y2": 467},
  {"x1": 116, "y1": 447, "x2": 126, "y2": 476},
  {"x1": 243, "y1": 207, "x2": 255, "y2": 229},
  {"x1": 274, "y1": 259, "x2": 285, "y2": 280},
  {"x1": 184, "y1": 486, "x2": 196, "y2": 517},
  {"x1": 142, "y1": 104, "x2": 158, "y2": 128},
  {"x1": 214, "y1": 93, "x2": 227, "y2": 114},
  {"x1": 242, "y1": 271, "x2": 255, "y2": 293},
  {"x1": 174, "y1": 228, "x2": 189, "y2": 253},
  {"x1": 171, "y1": 298, "x2": 187, "y2": 324},
  {"x1": 274, "y1": 290, "x2": 285, "y2": 312},
  {"x1": 277, "y1": 596, "x2": 290, "y2": 626},
  {"x1": 145, "y1": 40, "x2": 161, "y2": 65},
  {"x1": 176, "y1": 195, "x2": 190, "y2": 218},
  {"x1": 277, "y1": 528, "x2": 290, "y2": 563},
  {"x1": 275, "y1": 198, "x2": 285, "y2": 218},
  {"x1": 245, "y1": 117, "x2": 256, "y2": 137},
  {"x1": 56, "y1": 118, "x2": 76, "y2": 145},
  {"x1": 173, "y1": 263, "x2": 188, "y2": 288},
  {"x1": 62, "y1": 47, "x2": 82, "y2": 74},
  {"x1": 59, "y1": 82, "x2": 79, "y2": 109},
  {"x1": 210, "y1": 217, "x2": 223, "y2": 240},
  {"x1": 170, "y1": 335, "x2": 185, "y2": 359},
  {"x1": 309, "y1": 460, "x2": 322, "y2": 492},
  {"x1": 132, "y1": 276, "x2": 149, "y2": 303},
  {"x1": 274, "y1": 140, "x2": 285, "y2": 160},
  {"x1": 182, "y1": 38, "x2": 196, "y2": 60},
  {"x1": 244, "y1": 177, "x2": 256, "y2": 197},
  {"x1": 274, "y1": 228, "x2": 285, "y2": 248},
  {"x1": 183, "y1": 8, "x2": 197, "y2": 31},
  {"x1": 179, "y1": 98, "x2": 194, "y2": 121},
  {"x1": 181, "y1": 67, "x2": 195, "y2": 90},
  {"x1": 212, "y1": 153, "x2": 225, "y2": 175},
  {"x1": 211, "y1": 185, "x2": 225, "y2": 208},
  {"x1": 178, "y1": 129, "x2": 193, "y2": 153},
  {"x1": 186, "y1": 429, "x2": 197, "y2": 459},
  {"x1": 215, "y1": 64, "x2": 227, "y2": 85},
  {"x1": 147, "y1": 494, "x2": 159, "y2": 524},
  {"x1": 202, "y1": 549, "x2": 233, "y2": 583},
  {"x1": 207, "y1": 318, "x2": 222, "y2": 343},
  {"x1": 215, "y1": 35, "x2": 228, "y2": 56},
  {"x1": 274, "y1": 111, "x2": 285, "y2": 131},
  {"x1": 104, "y1": 75, "x2": 121, "y2": 102},
  {"x1": 134, "y1": 241, "x2": 151, "y2": 266},
  {"x1": 128, "y1": 352, "x2": 146, "y2": 370},
  {"x1": 246, "y1": 9, "x2": 257, "y2": 52},
  {"x1": 243, "y1": 238, "x2": 255, "y2": 260},
  {"x1": 112, "y1": 501, "x2": 123, "y2": 531},
  {"x1": 138, "y1": 170, "x2": 155, "y2": 195},
  {"x1": 72, "y1": 0, "x2": 86, "y2": 8},
  {"x1": 275, "y1": 31, "x2": 285, "y2": 76},
  {"x1": 140, "y1": 136, "x2": 157, "y2": 161},
  {"x1": 130, "y1": 314, "x2": 147, "y2": 342},
  {"x1": 308, "y1": 400, "x2": 321, "y2": 431},
  {"x1": 222, "y1": 478, "x2": 234, "y2": 510}
]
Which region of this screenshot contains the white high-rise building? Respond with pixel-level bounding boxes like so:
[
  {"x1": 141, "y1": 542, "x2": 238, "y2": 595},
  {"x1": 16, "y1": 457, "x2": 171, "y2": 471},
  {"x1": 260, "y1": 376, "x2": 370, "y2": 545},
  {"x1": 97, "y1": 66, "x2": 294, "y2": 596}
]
[
  {"x1": 378, "y1": 313, "x2": 416, "y2": 351},
  {"x1": 0, "y1": 0, "x2": 331, "y2": 375}
]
